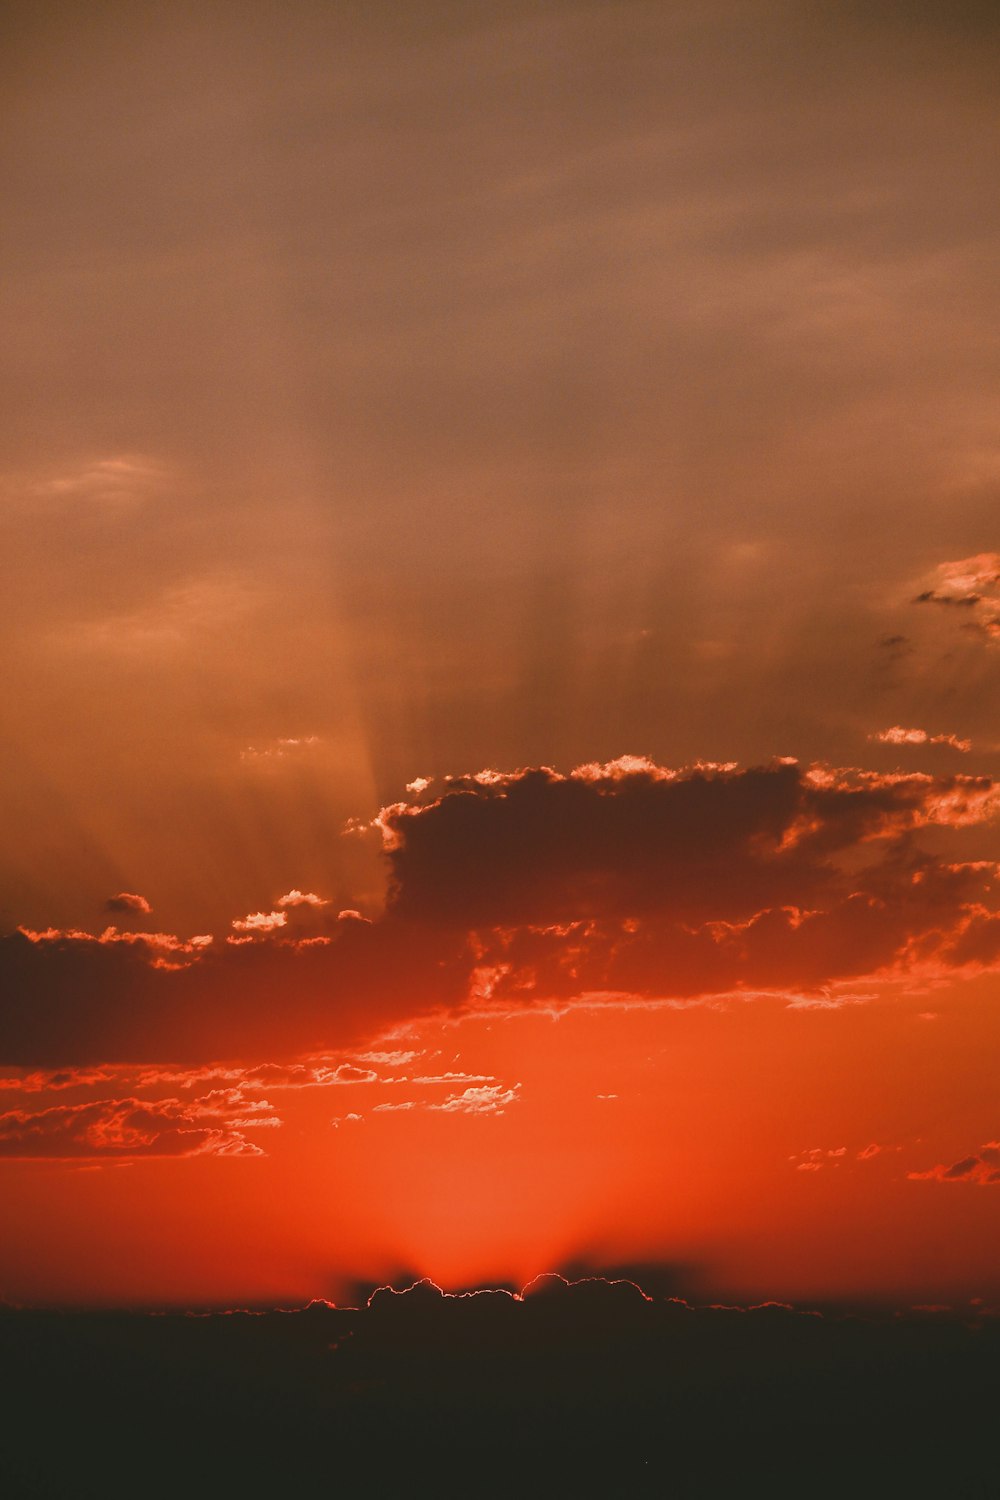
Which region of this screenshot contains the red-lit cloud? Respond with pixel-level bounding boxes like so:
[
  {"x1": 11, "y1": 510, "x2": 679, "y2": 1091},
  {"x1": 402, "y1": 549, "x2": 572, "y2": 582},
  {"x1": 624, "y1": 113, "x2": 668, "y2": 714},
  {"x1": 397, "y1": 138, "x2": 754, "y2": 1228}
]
[
  {"x1": 240, "y1": 735, "x2": 322, "y2": 763},
  {"x1": 2, "y1": 759, "x2": 1000, "y2": 1069},
  {"x1": 872, "y1": 727, "x2": 971, "y2": 752},
  {"x1": 790, "y1": 1146, "x2": 847, "y2": 1172},
  {"x1": 788, "y1": 1143, "x2": 897, "y2": 1172},
  {"x1": 379, "y1": 759, "x2": 1000, "y2": 927},
  {"x1": 908, "y1": 1144, "x2": 1000, "y2": 1186},
  {"x1": 0, "y1": 1067, "x2": 118, "y2": 1094},
  {"x1": 0, "y1": 1089, "x2": 279, "y2": 1159},
  {"x1": 132, "y1": 1060, "x2": 383, "y2": 1090},
  {"x1": 914, "y1": 554, "x2": 1000, "y2": 641},
  {"x1": 231, "y1": 910, "x2": 288, "y2": 935},
  {"x1": 105, "y1": 892, "x2": 153, "y2": 915},
  {"x1": 372, "y1": 1083, "x2": 520, "y2": 1116}
]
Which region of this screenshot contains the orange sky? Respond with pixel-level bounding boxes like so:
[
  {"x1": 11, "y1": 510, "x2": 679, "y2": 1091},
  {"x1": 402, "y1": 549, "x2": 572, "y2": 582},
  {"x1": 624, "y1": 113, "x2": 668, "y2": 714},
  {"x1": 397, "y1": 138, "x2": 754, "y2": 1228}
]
[{"x1": 2, "y1": 0, "x2": 999, "y2": 1309}]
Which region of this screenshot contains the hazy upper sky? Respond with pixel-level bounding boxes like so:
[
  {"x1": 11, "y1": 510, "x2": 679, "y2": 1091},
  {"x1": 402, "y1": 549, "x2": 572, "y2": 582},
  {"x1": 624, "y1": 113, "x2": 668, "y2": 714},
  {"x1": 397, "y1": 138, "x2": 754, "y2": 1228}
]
[
  {"x1": 4, "y1": 0, "x2": 999, "y2": 929},
  {"x1": 2, "y1": 1, "x2": 1000, "y2": 1307}
]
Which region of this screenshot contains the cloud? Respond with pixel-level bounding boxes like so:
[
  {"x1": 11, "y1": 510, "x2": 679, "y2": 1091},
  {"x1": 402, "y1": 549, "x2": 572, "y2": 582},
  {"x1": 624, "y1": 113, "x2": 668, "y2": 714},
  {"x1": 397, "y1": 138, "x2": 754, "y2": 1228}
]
[
  {"x1": 872, "y1": 727, "x2": 971, "y2": 752},
  {"x1": 374, "y1": 1082, "x2": 520, "y2": 1116},
  {"x1": 104, "y1": 893, "x2": 153, "y2": 915},
  {"x1": 908, "y1": 1142, "x2": 1000, "y2": 1186},
  {"x1": 409, "y1": 1072, "x2": 495, "y2": 1086},
  {"x1": 936, "y1": 556, "x2": 1000, "y2": 593},
  {"x1": 790, "y1": 1141, "x2": 900, "y2": 1168},
  {"x1": 379, "y1": 759, "x2": 1000, "y2": 929},
  {"x1": 30, "y1": 455, "x2": 164, "y2": 508},
  {"x1": 16, "y1": 925, "x2": 213, "y2": 973},
  {"x1": 431, "y1": 1083, "x2": 520, "y2": 1114},
  {"x1": 57, "y1": 573, "x2": 260, "y2": 656},
  {"x1": 374, "y1": 759, "x2": 1000, "y2": 1008},
  {"x1": 132, "y1": 1060, "x2": 379, "y2": 1091},
  {"x1": 0, "y1": 1090, "x2": 278, "y2": 1160},
  {"x1": 354, "y1": 1050, "x2": 421, "y2": 1068},
  {"x1": 328, "y1": 1064, "x2": 378, "y2": 1084},
  {"x1": 0, "y1": 912, "x2": 468, "y2": 1066},
  {"x1": 231, "y1": 910, "x2": 288, "y2": 934},
  {"x1": 0, "y1": 1057, "x2": 390, "y2": 1096},
  {"x1": 230, "y1": 894, "x2": 334, "y2": 943},
  {"x1": 240, "y1": 737, "x2": 322, "y2": 763},
  {"x1": 0, "y1": 1066, "x2": 117, "y2": 1094},
  {"x1": 914, "y1": 591, "x2": 982, "y2": 607},
  {"x1": 790, "y1": 1146, "x2": 848, "y2": 1172},
  {"x1": 913, "y1": 554, "x2": 1000, "y2": 640},
  {"x1": 4, "y1": 758, "x2": 1000, "y2": 1069}
]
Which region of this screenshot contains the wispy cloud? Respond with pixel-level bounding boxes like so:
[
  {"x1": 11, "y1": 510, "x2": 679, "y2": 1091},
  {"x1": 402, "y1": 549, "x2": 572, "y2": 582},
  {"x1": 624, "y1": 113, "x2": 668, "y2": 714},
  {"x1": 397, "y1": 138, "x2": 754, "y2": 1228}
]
[
  {"x1": 913, "y1": 554, "x2": 1000, "y2": 641},
  {"x1": 373, "y1": 1083, "x2": 520, "y2": 1116},
  {"x1": 55, "y1": 574, "x2": 261, "y2": 656},
  {"x1": 871, "y1": 727, "x2": 970, "y2": 752},
  {"x1": 240, "y1": 736, "x2": 322, "y2": 764}
]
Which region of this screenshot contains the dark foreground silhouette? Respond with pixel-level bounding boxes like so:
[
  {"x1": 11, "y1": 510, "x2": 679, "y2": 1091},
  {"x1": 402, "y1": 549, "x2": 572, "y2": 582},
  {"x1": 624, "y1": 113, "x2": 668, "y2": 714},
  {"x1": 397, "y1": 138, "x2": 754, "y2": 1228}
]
[{"x1": 2, "y1": 1276, "x2": 997, "y2": 1498}]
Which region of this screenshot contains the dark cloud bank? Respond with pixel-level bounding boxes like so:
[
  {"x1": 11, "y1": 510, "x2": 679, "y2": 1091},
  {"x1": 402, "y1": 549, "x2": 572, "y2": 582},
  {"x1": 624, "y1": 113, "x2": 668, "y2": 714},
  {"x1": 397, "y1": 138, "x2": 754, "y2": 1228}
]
[
  {"x1": 1, "y1": 1276, "x2": 997, "y2": 1498},
  {"x1": 2, "y1": 758, "x2": 1000, "y2": 1067}
]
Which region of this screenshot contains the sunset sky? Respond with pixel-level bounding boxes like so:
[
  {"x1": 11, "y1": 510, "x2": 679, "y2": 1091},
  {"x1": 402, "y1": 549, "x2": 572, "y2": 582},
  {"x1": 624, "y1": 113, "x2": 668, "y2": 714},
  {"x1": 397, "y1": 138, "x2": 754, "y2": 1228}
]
[{"x1": 2, "y1": 0, "x2": 999, "y2": 1311}]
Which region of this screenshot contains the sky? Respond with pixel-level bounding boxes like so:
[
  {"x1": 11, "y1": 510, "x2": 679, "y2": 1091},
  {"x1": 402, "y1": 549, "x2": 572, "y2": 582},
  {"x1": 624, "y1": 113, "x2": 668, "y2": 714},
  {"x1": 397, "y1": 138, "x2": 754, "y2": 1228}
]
[{"x1": 1, "y1": 0, "x2": 999, "y2": 1310}]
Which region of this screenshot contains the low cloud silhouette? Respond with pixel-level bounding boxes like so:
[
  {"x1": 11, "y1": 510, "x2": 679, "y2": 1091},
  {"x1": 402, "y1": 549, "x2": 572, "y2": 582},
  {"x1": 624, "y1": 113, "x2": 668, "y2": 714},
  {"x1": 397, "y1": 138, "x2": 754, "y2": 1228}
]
[{"x1": 2, "y1": 1278, "x2": 998, "y2": 1497}]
